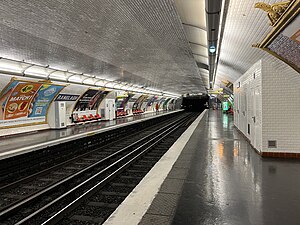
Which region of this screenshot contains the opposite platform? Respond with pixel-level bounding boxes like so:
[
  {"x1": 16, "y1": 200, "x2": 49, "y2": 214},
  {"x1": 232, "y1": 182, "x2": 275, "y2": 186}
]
[{"x1": 0, "y1": 110, "x2": 181, "y2": 160}]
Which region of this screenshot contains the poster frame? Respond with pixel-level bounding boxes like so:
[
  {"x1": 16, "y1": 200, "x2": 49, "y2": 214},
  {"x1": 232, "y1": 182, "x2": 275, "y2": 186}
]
[{"x1": 0, "y1": 77, "x2": 65, "y2": 129}]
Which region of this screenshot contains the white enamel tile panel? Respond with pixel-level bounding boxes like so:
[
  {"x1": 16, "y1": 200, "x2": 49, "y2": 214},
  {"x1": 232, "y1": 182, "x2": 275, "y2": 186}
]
[{"x1": 235, "y1": 58, "x2": 300, "y2": 153}]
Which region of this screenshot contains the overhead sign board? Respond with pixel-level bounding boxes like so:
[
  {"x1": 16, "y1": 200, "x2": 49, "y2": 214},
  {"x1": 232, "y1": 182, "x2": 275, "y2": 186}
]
[{"x1": 208, "y1": 88, "x2": 223, "y2": 95}]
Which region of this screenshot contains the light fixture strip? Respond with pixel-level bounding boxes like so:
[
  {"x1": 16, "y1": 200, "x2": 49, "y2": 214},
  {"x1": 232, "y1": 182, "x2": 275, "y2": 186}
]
[{"x1": 0, "y1": 57, "x2": 182, "y2": 98}]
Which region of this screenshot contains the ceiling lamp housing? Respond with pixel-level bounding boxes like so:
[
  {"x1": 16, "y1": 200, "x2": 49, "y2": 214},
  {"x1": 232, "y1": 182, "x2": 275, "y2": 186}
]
[
  {"x1": 0, "y1": 58, "x2": 180, "y2": 98},
  {"x1": 205, "y1": 0, "x2": 223, "y2": 89}
]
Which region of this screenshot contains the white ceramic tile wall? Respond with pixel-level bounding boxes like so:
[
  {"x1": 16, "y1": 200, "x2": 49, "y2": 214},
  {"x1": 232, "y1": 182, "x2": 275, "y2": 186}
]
[
  {"x1": 50, "y1": 84, "x2": 89, "y2": 126},
  {"x1": 261, "y1": 58, "x2": 300, "y2": 153},
  {"x1": 234, "y1": 60, "x2": 262, "y2": 152},
  {"x1": 234, "y1": 58, "x2": 300, "y2": 153}
]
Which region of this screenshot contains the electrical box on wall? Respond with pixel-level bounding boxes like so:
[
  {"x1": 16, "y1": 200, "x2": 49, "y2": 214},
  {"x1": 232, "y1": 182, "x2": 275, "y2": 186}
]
[{"x1": 54, "y1": 101, "x2": 67, "y2": 129}]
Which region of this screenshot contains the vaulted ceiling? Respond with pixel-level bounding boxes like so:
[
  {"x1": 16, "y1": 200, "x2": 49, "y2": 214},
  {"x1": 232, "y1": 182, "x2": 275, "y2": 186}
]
[
  {"x1": 175, "y1": 0, "x2": 299, "y2": 90},
  {"x1": 0, "y1": 0, "x2": 298, "y2": 95}
]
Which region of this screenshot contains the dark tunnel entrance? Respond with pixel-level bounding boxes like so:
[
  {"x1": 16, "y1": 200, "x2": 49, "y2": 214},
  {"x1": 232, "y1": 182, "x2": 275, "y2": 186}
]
[{"x1": 181, "y1": 95, "x2": 209, "y2": 112}]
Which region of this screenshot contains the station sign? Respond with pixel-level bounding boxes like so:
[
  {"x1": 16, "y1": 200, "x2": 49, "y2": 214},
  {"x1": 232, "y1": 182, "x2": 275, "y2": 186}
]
[
  {"x1": 208, "y1": 88, "x2": 223, "y2": 95},
  {"x1": 222, "y1": 102, "x2": 229, "y2": 111},
  {"x1": 55, "y1": 94, "x2": 80, "y2": 101}
]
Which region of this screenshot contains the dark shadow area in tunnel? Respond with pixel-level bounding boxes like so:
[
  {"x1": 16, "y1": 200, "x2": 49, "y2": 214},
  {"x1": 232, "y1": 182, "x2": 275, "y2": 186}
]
[{"x1": 181, "y1": 95, "x2": 209, "y2": 112}]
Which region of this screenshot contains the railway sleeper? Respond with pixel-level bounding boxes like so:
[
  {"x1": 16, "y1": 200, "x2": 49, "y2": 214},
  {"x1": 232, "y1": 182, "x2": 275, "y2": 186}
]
[
  {"x1": 100, "y1": 191, "x2": 128, "y2": 197},
  {"x1": 87, "y1": 201, "x2": 119, "y2": 208},
  {"x1": 70, "y1": 215, "x2": 104, "y2": 224}
]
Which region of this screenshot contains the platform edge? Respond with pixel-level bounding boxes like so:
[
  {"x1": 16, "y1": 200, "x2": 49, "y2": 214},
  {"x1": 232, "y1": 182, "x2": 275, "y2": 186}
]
[{"x1": 103, "y1": 109, "x2": 208, "y2": 225}]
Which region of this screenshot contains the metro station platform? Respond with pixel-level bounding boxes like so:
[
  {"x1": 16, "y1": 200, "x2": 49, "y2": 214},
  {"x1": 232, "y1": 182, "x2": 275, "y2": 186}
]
[
  {"x1": 104, "y1": 109, "x2": 300, "y2": 225},
  {"x1": 0, "y1": 110, "x2": 179, "y2": 160}
]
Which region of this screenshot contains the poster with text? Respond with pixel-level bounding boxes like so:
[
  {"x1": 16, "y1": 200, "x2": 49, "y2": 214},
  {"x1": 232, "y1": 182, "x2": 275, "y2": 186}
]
[
  {"x1": 73, "y1": 89, "x2": 109, "y2": 112},
  {"x1": 0, "y1": 79, "x2": 64, "y2": 128},
  {"x1": 147, "y1": 96, "x2": 158, "y2": 107},
  {"x1": 132, "y1": 95, "x2": 148, "y2": 111},
  {"x1": 115, "y1": 92, "x2": 133, "y2": 112}
]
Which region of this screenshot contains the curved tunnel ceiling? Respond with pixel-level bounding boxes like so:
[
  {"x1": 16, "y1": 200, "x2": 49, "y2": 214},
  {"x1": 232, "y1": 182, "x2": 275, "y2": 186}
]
[
  {"x1": 217, "y1": 0, "x2": 300, "y2": 86},
  {"x1": 0, "y1": 0, "x2": 298, "y2": 95},
  {"x1": 0, "y1": 0, "x2": 206, "y2": 95},
  {"x1": 175, "y1": 0, "x2": 299, "y2": 90}
]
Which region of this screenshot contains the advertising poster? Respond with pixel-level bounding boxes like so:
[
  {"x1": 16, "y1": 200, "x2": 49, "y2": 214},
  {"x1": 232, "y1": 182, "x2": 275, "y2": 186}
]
[
  {"x1": 73, "y1": 89, "x2": 109, "y2": 111},
  {"x1": 127, "y1": 93, "x2": 141, "y2": 111},
  {"x1": 132, "y1": 95, "x2": 148, "y2": 111},
  {"x1": 141, "y1": 95, "x2": 152, "y2": 111},
  {"x1": 147, "y1": 96, "x2": 158, "y2": 107},
  {"x1": 158, "y1": 97, "x2": 166, "y2": 107},
  {"x1": 115, "y1": 92, "x2": 134, "y2": 112},
  {"x1": 128, "y1": 93, "x2": 141, "y2": 104},
  {"x1": 222, "y1": 101, "x2": 229, "y2": 111},
  {"x1": 163, "y1": 98, "x2": 171, "y2": 110},
  {"x1": 152, "y1": 96, "x2": 162, "y2": 109},
  {"x1": 0, "y1": 79, "x2": 64, "y2": 128},
  {"x1": 155, "y1": 96, "x2": 163, "y2": 105}
]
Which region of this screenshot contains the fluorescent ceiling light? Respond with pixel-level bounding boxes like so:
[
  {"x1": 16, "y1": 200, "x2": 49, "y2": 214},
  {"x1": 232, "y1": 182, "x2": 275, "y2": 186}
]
[
  {"x1": 105, "y1": 82, "x2": 115, "y2": 88},
  {"x1": 0, "y1": 59, "x2": 31, "y2": 74},
  {"x1": 49, "y1": 71, "x2": 69, "y2": 81},
  {"x1": 68, "y1": 74, "x2": 86, "y2": 83},
  {"x1": 136, "y1": 88, "x2": 145, "y2": 93},
  {"x1": 83, "y1": 77, "x2": 99, "y2": 85},
  {"x1": 163, "y1": 91, "x2": 180, "y2": 98},
  {"x1": 24, "y1": 66, "x2": 55, "y2": 78},
  {"x1": 113, "y1": 83, "x2": 123, "y2": 89},
  {"x1": 95, "y1": 80, "x2": 107, "y2": 87},
  {"x1": 125, "y1": 85, "x2": 134, "y2": 91},
  {"x1": 0, "y1": 58, "x2": 174, "y2": 98},
  {"x1": 119, "y1": 85, "x2": 129, "y2": 90}
]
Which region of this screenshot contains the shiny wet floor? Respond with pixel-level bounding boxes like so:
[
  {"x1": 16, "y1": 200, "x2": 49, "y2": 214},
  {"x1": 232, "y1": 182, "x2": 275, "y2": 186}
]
[{"x1": 172, "y1": 110, "x2": 300, "y2": 225}]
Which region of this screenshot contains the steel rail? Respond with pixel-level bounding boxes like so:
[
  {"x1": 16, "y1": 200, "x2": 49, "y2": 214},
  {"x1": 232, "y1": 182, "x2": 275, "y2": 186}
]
[
  {"x1": 18, "y1": 113, "x2": 196, "y2": 225},
  {"x1": 0, "y1": 113, "x2": 183, "y2": 203},
  {"x1": 0, "y1": 113, "x2": 191, "y2": 223}
]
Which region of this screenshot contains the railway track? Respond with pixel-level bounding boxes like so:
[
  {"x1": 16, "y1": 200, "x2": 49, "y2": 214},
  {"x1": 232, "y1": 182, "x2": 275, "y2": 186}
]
[
  {"x1": 0, "y1": 112, "x2": 199, "y2": 225},
  {"x1": 0, "y1": 112, "x2": 181, "y2": 186}
]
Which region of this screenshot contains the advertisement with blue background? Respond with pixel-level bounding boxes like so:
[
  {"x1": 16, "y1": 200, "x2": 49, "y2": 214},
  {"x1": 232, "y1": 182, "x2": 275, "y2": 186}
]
[
  {"x1": 30, "y1": 84, "x2": 64, "y2": 117},
  {"x1": 0, "y1": 78, "x2": 64, "y2": 128}
]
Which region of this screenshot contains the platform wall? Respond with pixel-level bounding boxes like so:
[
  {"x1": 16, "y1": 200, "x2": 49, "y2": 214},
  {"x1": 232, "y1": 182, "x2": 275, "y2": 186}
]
[
  {"x1": 261, "y1": 58, "x2": 300, "y2": 154},
  {"x1": 234, "y1": 58, "x2": 300, "y2": 154},
  {"x1": 55, "y1": 84, "x2": 89, "y2": 126},
  {"x1": 234, "y1": 60, "x2": 262, "y2": 152},
  {"x1": 0, "y1": 74, "x2": 180, "y2": 136}
]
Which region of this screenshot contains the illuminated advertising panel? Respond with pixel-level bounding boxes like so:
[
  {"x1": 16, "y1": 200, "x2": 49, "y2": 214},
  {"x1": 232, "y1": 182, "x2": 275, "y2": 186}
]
[{"x1": 222, "y1": 101, "x2": 229, "y2": 111}]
